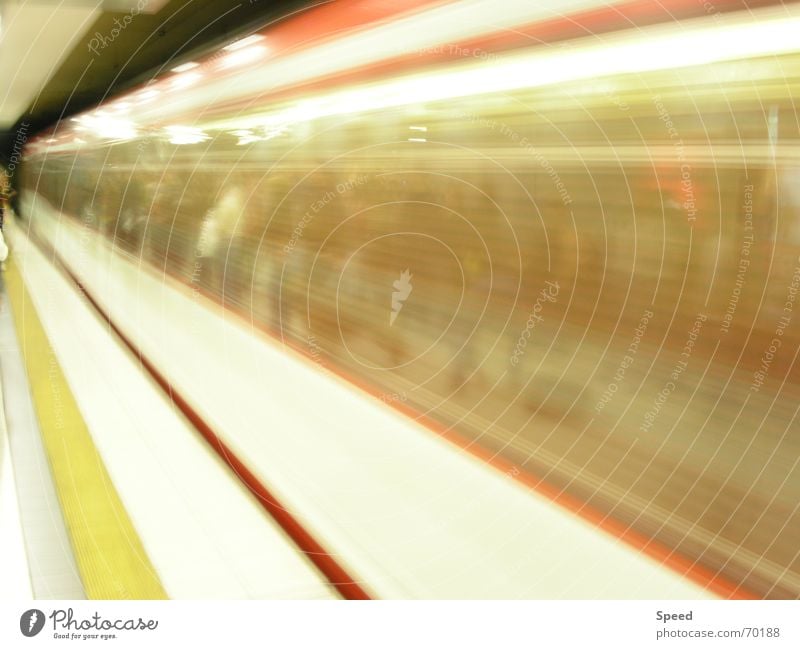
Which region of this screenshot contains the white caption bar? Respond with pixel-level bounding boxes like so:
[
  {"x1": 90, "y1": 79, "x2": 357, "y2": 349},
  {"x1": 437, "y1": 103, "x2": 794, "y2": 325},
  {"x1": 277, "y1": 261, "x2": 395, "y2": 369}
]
[{"x1": 1, "y1": 600, "x2": 798, "y2": 648}]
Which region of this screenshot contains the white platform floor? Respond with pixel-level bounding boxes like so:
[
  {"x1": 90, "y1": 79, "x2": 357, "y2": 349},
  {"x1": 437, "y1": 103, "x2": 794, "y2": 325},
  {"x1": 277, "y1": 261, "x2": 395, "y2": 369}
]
[{"x1": 8, "y1": 216, "x2": 336, "y2": 599}]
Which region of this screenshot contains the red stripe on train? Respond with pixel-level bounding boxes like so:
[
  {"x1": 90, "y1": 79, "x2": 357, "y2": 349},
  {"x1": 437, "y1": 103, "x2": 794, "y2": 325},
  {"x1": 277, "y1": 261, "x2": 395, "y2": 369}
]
[
  {"x1": 32, "y1": 215, "x2": 757, "y2": 599},
  {"x1": 122, "y1": 241, "x2": 760, "y2": 600},
  {"x1": 168, "y1": 0, "x2": 798, "y2": 124}
]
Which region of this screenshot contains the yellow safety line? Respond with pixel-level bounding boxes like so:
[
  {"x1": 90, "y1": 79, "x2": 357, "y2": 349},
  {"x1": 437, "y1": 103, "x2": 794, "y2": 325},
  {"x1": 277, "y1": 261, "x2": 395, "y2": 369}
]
[{"x1": 4, "y1": 256, "x2": 167, "y2": 599}]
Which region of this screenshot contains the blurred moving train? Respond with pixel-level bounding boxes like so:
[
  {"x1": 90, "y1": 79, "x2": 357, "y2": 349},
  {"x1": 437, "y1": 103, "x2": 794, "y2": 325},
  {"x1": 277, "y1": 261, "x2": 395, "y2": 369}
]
[{"x1": 17, "y1": 0, "x2": 800, "y2": 597}]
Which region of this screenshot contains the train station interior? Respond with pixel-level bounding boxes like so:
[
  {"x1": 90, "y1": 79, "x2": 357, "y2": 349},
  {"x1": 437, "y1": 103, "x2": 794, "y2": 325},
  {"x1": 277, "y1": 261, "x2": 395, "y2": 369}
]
[{"x1": 1, "y1": 0, "x2": 799, "y2": 603}]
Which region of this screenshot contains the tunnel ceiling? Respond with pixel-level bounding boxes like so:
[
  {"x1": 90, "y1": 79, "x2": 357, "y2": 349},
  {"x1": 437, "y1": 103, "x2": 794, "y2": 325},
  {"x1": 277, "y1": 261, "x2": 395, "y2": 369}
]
[{"x1": 1, "y1": 0, "x2": 304, "y2": 161}]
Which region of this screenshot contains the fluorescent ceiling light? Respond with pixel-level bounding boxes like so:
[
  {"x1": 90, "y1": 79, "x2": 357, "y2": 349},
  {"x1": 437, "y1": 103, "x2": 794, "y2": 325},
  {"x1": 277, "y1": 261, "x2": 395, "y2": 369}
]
[
  {"x1": 170, "y1": 72, "x2": 202, "y2": 90},
  {"x1": 223, "y1": 34, "x2": 264, "y2": 52},
  {"x1": 218, "y1": 44, "x2": 268, "y2": 70},
  {"x1": 205, "y1": 9, "x2": 800, "y2": 133},
  {"x1": 171, "y1": 61, "x2": 199, "y2": 73},
  {"x1": 164, "y1": 125, "x2": 209, "y2": 145}
]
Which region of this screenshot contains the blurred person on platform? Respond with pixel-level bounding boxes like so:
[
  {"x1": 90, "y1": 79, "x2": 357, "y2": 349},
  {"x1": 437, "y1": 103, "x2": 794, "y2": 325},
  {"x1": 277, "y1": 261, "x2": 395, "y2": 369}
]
[
  {"x1": 0, "y1": 170, "x2": 12, "y2": 268},
  {"x1": 0, "y1": 168, "x2": 14, "y2": 229},
  {"x1": 0, "y1": 225, "x2": 7, "y2": 267},
  {"x1": 196, "y1": 186, "x2": 244, "y2": 294}
]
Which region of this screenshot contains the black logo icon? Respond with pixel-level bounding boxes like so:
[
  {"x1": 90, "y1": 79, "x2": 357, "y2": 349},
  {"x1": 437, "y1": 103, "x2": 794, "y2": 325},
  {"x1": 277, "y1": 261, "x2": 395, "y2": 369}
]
[{"x1": 20, "y1": 609, "x2": 45, "y2": 637}]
